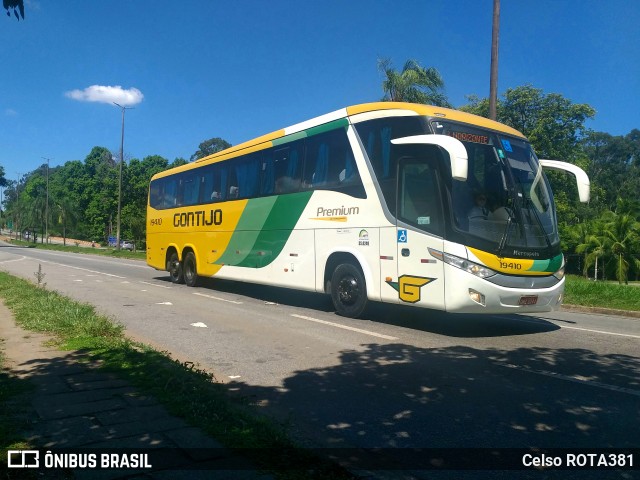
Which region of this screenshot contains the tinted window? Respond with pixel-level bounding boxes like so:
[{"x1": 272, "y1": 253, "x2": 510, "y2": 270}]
[
  {"x1": 354, "y1": 116, "x2": 430, "y2": 210},
  {"x1": 303, "y1": 127, "x2": 365, "y2": 198}
]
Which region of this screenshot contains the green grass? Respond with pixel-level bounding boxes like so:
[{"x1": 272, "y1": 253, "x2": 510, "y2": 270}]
[
  {"x1": 0, "y1": 272, "x2": 353, "y2": 479},
  {"x1": 4, "y1": 238, "x2": 146, "y2": 261},
  {"x1": 564, "y1": 275, "x2": 640, "y2": 311}
]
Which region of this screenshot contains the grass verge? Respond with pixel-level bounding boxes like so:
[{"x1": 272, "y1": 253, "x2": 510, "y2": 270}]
[
  {"x1": 564, "y1": 275, "x2": 640, "y2": 311},
  {"x1": 0, "y1": 271, "x2": 352, "y2": 479},
  {"x1": 3, "y1": 238, "x2": 145, "y2": 261}
]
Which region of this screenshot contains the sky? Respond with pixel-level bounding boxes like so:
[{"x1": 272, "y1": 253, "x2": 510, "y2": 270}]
[{"x1": 1, "y1": 0, "x2": 639, "y2": 180}]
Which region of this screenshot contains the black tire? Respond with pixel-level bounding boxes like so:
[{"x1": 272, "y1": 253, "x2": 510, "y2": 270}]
[
  {"x1": 167, "y1": 251, "x2": 184, "y2": 284},
  {"x1": 330, "y1": 263, "x2": 368, "y2": 318},
  {"x1": 183, "y1": 251, "x2": 199, "y2": 287}
]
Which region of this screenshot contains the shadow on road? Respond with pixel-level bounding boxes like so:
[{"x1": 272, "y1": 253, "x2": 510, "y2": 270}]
[
  {"x1": 228, "y1": 341, "x2": 639, "y2": 477},
  {"x1": 154, "y1": 274, "x2": 560, "y2": 338}
]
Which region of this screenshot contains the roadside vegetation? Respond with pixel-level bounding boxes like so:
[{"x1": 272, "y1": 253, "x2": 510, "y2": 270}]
[
  {"x1": 564, "y1": 275, "x2": 640, "y2": 312},
  {"x1": 3, "y1": 237, "x2": 146, "y2": 261},
  {"x1": 0, "y1": 271, "x2": 352, "y2": 479}
]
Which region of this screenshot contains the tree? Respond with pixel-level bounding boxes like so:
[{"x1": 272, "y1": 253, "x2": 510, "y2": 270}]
[
  {"x1": 0, "y1": 165, "x2": 7, "y2": 188},
  {"x1": 601, "y1": 212, "x2": 640, "y2": 284},
  {"x1": 462, "y1": 85, "x2": 595, "y2": 160},
  {"x1": 190, "y1": 138, "x2": 231, "y2": 162},
  {"x1": 378, "y1": 58, "x2": 451, "y2": 107},
  {"x1": 3, "y1": 0, "x2": 24, "y2": 20}
]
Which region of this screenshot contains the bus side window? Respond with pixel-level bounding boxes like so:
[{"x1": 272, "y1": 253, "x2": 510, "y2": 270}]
[
  {"x1": 182, "y1": 173, "x2": 199, "y2": 206},
  {"x1": 149, "y1": 179, "x2": 162, "y2": 209},
  {"x1": 163, "y1": 178, "x2": 178, "y2": 208},
  {"x1": 273, "y1": 140, "x2": 303, "y2": 194}
]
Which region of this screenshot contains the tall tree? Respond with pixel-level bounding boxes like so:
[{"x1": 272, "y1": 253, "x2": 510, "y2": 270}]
[
  {"x1": 3, "y1": 0, "x2": 24, "y2": 19},
  {"x1": 601, "y1": 212, "x2": 640, "y2": 284},
  {"x1": 378, "y1": 58, "x2": 451, "y2": 107},
  {"x1": 0, "y1": 165, "x2": 7, "y2": 187},
  {"x1": 190, "y1": 138, "x2": 231, "y2": 162}
]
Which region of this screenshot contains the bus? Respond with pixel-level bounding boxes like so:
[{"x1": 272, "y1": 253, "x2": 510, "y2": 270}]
[{"x1": 146, "y1": 102, "x2": 589, "y2": 318}]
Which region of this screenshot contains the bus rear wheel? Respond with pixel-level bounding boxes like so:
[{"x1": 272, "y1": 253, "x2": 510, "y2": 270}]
[
  {"x1": 183, "y1": 252, "x2": 199, "y2": 287},
  {"x1": 167, "y1": 252, "x2": 184, "y2": 284},
  {"x1": 330, "y1": 263, "x2": 368, "y2": 318}
]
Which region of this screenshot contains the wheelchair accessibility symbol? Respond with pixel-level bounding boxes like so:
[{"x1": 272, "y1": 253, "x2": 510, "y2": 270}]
[{"x1": 397, "y1": 229, "x2": 407, "y2": 243}]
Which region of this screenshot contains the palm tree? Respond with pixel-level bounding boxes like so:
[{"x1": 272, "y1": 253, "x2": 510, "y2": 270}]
[
  {"x1": 576, "y1": 233, "x2": 607, "y2": 280},
  {"x1": 601, "y1": 213, "x2": 640, "y2": 284},
  {"x1": 378, "y1": 58, "x2": 451, "y2": 107}
]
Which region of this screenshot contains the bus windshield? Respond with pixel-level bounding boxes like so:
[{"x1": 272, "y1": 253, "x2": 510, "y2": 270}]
[{"x1": 433, "y1": 121, "x2": 559, "y2": 251}]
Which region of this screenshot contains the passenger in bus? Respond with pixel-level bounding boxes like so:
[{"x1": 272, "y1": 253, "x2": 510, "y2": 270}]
[
  {"x1": 468, "y1": 192, "x2": 490, "y2": 220},
  {"x1": 275, "y1": 176, "x2": 301, "y2": 193}
]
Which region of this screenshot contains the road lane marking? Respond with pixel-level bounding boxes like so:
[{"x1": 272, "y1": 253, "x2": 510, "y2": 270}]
[
  {"x1": 557, "y1": 324, "x2": 640, "y2": 340},
  {"x1": 140, "y1": 281, "x2": 171, "y2": 289},
  {"x1": 38, "y1": 259, "x2": 126, "y2": 278},
  {"x1": 0, "y1": 255, "x2": 26, "y2": 264},
  {"x1": 193, "y1": 292, "x2": 243, "y2": 304},
  {"x1": 498, "y1": 363, "x2": 640, "y2": 397},
  {"x1": 290, "y1": 314, "x2": 399, "y2": 340}
]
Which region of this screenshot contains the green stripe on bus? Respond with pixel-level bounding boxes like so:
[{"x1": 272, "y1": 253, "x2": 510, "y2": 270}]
[
  {"x1": 235, "y1": 191, "x2": 313, "y2": 268},
  {"x1": 305, "y1": 118, "x2": 349, "y2": 137},
  {"x1": 272, "y1": 131, "x2": 306, "y2": 147},
  {"x1": 215, "y1": 197, "x2": 278, "y2": 266},
  {"x1": 531, "y1": 254, "x2": 563, "y2": 273}
]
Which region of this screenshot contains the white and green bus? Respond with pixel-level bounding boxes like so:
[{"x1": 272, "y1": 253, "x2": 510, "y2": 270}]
[{"x1": 146, "y1": 102, "x2": 589, "y2": 318}]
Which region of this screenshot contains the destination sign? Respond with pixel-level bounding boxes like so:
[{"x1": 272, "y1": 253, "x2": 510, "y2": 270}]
[{"x1": 449, "y1": 131, "x2": 490, "y2": 144}]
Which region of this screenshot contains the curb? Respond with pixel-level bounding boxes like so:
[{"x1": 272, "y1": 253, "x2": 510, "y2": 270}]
[{"x1": 561, "y1": 304, "x2": 640, "y2": 319}]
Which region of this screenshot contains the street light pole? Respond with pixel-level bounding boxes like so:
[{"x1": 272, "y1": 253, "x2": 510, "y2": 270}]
[
  {"x1": 113, "y1": 102, "x2": 133, "y2": 250},
  {"x1": 489, "y1": 0, "x2": 500, "y2": 120},
  {"x1": 42, "y1": 157, "x2": 51, "y2": 244}
]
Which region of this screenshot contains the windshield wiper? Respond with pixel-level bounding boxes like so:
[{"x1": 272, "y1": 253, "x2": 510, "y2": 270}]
[
  {"x1": 496, "y1": 213, "x2": 513, "y2": 258},
  {"x1": 523, "y1": 196, "x2": 553, "y2": 251}
]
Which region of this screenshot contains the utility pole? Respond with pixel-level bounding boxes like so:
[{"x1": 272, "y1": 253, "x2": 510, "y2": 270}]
[
  {"x1": 42, "y1": 157, "x2": 51, "y2": 244},
  {"x1": 113, "y1": 103, "x2": 133, "y2": 250},
  {"x1": 489, "y1": 0, "x2": 500, "y2": 120}
]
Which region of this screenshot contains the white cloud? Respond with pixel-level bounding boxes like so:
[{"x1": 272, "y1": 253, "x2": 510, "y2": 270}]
[
  {"x1": 65, "y1": 85, "x2": 144, "y2": 107},
  {"x1": 5, "y1": 109, "x2": 18, "y2": 116}
]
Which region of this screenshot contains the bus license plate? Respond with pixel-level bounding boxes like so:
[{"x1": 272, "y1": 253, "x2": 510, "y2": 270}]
[{"x1": 519, "y1": 295, "x2": 538, "y2": 306}]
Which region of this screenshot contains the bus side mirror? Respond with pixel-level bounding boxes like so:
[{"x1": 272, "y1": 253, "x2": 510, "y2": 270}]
[
  {"x1": 539, "y1": 159, "x2": 590, "y2": 203},
  {"x1": 391, "y1": 135, "x2": 468, "y2": 181}
]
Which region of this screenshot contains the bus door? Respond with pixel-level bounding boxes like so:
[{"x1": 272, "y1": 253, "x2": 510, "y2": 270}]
[{"x1": 393, "y1": 157, "x2": 446, "y2": 309}]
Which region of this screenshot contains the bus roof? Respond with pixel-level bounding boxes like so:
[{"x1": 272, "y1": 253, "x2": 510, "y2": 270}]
[{"x1": 152, "y1": 102, "x2": 526, "y2": 180}]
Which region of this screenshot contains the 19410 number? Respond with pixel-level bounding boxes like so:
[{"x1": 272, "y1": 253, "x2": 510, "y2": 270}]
[
  {"x1": 500, "y1": 261, "x2": 522, "y2": 270},
  {"x1": 150, "y1": 218, "x2": 162, "y2": 226}
]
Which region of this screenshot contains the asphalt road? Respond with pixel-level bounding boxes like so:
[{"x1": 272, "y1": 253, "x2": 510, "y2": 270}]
[{"x1": 1, "y1": 243, "x2": 638, "y2": 479}]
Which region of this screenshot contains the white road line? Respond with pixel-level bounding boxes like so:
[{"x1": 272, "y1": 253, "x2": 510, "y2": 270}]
[
  {"x1": 498, "y1": 363, "x2": 640, "y2": 397},
  {"x1": 38, "y1": 259, "x2": 126, "y2": 278},
  {"x1": 193, "y1": 292, "x2": 243, "y2": 304},
  {"x1": 0, "y1": 255, "x2": 26, "y2": 264},
  {"x1": 139, "y1": 281, "x2": 171, "y2": 289},
  {"x1": 557, "y1": 324, "x2": 640, "y2": 340},
  {"x1": 290, "y1": 314, "x2": 399, "y2": 340}
]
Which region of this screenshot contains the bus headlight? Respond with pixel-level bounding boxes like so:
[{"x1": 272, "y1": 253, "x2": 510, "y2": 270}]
[
  {"x1": 553, "y1": 256, "x2": 566, "y2": 280},
  {"x1": 428, "y1": 249, "x2": 496, "y2": 279}
]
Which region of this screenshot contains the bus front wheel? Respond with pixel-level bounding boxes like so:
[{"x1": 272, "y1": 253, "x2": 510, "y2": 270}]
[
  {"x1": 167, "y1": 252, "x2": 184, "y2": 284},
  {"x1": 330, "y1": 263, "x2": 368, "y2": 318},
  {"x1": 183, "y1": 252, "x2": 199, "y2": 287}
]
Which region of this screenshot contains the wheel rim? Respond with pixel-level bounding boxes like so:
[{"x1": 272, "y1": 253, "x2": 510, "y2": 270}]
[
  {"x1": 185, "y1": 259, "x2": 194, "y2": 283},
  {"x1": 169, "y1": 256, "x2": 180, "y2": 279},
  {"x1": 338, "y1": 275, "x2": 360, "y2": 306}
]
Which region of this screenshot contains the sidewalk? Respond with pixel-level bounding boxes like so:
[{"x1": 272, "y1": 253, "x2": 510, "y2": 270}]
[{"x1": 0, "y1": 302, "x2": 273, "y2": 479}]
